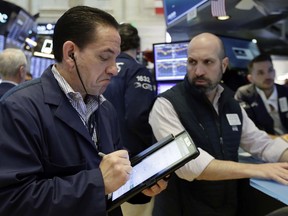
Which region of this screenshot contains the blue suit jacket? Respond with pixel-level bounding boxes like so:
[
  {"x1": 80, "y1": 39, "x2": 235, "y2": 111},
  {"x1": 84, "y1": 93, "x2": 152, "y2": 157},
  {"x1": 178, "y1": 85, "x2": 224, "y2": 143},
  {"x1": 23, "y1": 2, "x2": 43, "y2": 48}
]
[
  {"x1": 104, "y1": 53, "x2": 156, "y2": 157},
  {"x1": 0, "y1": 66, "x2": 123, "y2": 216},
  {"x1": 235, "y1": 83, "x2": 288, "y2": 134},
  {"x1": 0, "y1": 82, "x2": 16, "y2": 98}
]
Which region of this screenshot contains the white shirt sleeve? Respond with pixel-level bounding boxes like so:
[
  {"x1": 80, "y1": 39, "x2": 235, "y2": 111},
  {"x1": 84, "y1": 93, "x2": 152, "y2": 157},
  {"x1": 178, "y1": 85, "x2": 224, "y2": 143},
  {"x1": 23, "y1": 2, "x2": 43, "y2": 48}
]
[
  {"x1": 149, "y1": 97, "x2": 215, "y2": 181},
  {"x1": 240, "y1": 107, "x2": 288, "y2": 162}
]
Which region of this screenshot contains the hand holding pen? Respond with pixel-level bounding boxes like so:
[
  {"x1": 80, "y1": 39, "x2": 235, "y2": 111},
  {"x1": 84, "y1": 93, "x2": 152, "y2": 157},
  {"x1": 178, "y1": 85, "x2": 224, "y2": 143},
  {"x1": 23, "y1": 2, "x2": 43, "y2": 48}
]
[{"x1": 98, "y1": 150, "x2": 131, "y2": 195}]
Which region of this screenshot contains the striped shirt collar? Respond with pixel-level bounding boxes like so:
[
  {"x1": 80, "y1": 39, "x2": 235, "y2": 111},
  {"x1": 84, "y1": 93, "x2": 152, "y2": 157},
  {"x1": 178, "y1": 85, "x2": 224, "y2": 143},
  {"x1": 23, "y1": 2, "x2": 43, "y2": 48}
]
[{"x1": 51, "y1": 64, "x2": 105, "y2": 122}]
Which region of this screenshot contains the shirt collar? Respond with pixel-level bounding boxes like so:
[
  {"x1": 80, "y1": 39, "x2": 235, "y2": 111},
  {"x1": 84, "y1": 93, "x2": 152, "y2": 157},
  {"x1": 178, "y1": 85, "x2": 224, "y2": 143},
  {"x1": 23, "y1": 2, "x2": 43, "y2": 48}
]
[
  {"x1": 212, "y1": 85, "x2": 224, "y2": 114},
  {"x1": 51, "y1": 65, "x2": 106, "y2": 104},
  {"x1": 51, "y1": 65, "x2": 105, "y2": 120},
  {"x1": 256, "y1": 85, "x2": 278, "y2": 111},
  {"x1": 0, "y1": 80, "x2": 18, "y2": 85}
]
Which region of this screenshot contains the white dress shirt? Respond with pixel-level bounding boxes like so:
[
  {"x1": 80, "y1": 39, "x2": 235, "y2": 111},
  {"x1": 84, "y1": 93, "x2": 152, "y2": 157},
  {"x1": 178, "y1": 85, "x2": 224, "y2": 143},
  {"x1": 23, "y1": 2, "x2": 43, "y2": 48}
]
[{"x1": 256, "y1": 85, "x2": 278, "y2": 113}]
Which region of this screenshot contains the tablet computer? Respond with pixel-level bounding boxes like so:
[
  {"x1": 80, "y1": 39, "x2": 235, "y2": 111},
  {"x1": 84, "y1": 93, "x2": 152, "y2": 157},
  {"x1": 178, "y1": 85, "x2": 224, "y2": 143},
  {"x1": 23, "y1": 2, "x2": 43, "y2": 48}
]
[{"x1": 107, "y1": 130, "x2": 199, "y2": 212}]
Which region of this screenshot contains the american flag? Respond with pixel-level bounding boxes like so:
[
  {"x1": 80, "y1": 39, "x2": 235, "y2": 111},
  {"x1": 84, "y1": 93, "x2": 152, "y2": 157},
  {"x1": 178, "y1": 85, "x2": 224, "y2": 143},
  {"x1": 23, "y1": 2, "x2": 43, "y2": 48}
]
[
  {"x1": 211, "y1": 0, "x2": 227, "y2": 17},
  {"x1": 155, "y1": 0, "x2": 164, "y2": 14}
]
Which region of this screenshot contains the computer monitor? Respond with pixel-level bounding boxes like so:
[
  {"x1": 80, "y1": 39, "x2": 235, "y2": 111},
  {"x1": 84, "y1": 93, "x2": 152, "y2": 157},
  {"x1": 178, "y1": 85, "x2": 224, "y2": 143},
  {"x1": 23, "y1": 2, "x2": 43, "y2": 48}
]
[
  {"x1": 271, "y1": 55, "x2": 288, "y2": 85},
  {"x1": 0, "y1": 1, "x2": 21, "y2": 36},
  {"x1": 153, "y1": 40, "x2": 189, "y2": 82},
  {"x1": 37, "y1": 23, "x2": 55, "y2": 35},
  {"x1": 5, "y1": 9, "x2": 36, "y2": 49},
  {"x1": 156, "y1": 81, "x2": 178, "y2": 95},
  {"x1": 30, "y1": 56, "x2": 54, "y2": 78},
  {"x1": 219, "y1": 36, "x2": 260, "y2": 70},
  {"x1": 163, "y1": 0, "x2": 208, "y2": 26},
  {"x1": 0, "y1": 35, "x2": 5, "y2": 52}
]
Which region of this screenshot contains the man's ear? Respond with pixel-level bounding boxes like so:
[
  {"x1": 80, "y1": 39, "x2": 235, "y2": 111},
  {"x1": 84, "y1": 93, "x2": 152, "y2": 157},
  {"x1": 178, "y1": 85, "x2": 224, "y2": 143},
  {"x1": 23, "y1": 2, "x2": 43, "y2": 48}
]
[
  {"x1": 63, "y1": 41, "x2": 76, "y2": 63},
  {"x1": 247, "y1": 74, "x2": 253, "y2": 83},
  {"x1": 18, "y1": 65, "x2": 27, "y2": 82},
  {"x1": 222, "y1": 57, "x2": 229, "y2": 74}
]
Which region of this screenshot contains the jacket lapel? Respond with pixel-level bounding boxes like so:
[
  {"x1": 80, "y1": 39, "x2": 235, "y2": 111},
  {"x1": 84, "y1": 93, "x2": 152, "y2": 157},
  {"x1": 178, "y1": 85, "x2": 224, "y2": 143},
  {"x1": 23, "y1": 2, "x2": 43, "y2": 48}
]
[{"x1": 41, "y1": 67, "x2": 93, "y2": 144}]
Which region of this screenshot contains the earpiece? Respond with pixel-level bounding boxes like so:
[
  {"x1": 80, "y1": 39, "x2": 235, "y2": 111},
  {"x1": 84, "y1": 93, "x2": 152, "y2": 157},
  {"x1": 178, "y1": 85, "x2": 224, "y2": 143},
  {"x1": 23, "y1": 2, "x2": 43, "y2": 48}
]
[{"x1": 70, "y1": 53, "x2": 75, "y2": 60}]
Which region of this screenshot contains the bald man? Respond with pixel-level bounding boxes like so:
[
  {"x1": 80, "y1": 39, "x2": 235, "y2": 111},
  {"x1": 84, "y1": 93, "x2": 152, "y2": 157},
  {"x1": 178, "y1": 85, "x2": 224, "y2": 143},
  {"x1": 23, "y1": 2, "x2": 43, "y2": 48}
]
[
  {"x1": 0, "y1": 48, "x2": 27, "y2": 98},
  {"x1": 149, "y1": 33, "x2": 288, "y2": 216}
]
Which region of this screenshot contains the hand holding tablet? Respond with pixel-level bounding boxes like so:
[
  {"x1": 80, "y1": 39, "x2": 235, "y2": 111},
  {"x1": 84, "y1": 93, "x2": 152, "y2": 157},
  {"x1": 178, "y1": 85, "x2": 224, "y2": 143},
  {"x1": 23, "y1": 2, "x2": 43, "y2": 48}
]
[
  {"x1": 107, "y1": 130, "x2": 200, "y2": 212},
  {"x1": 141, "y1": 178, "x2": 168, "y2": 197}
]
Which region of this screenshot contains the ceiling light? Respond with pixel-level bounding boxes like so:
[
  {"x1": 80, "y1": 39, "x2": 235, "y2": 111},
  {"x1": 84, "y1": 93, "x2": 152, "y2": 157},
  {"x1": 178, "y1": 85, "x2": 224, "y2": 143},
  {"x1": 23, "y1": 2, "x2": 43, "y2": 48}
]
[
  {"x1": 25, "y1": 37, "x2": 37, "y2": 47},
  {"x1": 217, "y1": 15, "x2": 230, "y2": 20}
]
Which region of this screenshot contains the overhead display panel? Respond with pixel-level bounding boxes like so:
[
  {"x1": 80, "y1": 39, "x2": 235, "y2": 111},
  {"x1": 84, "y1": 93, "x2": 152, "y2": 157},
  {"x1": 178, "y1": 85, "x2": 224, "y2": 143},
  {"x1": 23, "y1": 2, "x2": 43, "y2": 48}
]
[
  {"x1": 0, "y1": 1, "x2": 36, "y2": 49},
  {"x1": 163, "y1": 0, "x2": 208, "y2": 26},
  {"x1": 219, "y1": 36, "x2": 260, "y2": 70},
  {"x1": 0, "y1": 1, "x2": 20, "y2": 35}
]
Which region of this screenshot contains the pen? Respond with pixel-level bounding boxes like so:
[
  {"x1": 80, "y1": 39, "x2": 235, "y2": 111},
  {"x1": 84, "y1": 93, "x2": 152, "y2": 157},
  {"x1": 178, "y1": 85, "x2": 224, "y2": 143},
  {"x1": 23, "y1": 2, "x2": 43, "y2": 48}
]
[{"x1": 98, "y1": 152, "x2": 106, "y2": 158}]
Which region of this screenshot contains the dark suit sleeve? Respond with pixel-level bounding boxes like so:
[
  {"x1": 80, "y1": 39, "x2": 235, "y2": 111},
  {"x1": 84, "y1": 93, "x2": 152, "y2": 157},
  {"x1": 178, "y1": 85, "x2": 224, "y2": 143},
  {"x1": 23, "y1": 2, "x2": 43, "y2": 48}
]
[
  {"x1": 124, "y1": 66, "x2": 155, "y2": 151},
  {"x1": 0, "y1": 100, "x2": 108, "y2": 216}
]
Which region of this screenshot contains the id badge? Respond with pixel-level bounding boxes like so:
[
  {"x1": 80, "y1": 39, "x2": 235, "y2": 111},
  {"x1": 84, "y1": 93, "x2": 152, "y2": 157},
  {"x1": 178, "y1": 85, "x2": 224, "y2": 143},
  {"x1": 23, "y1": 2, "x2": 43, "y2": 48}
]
[
  {"x1": 279, "y1": 97, "x2": 288, "y2": 112},
  {"x1": 226, "y1": 114, "x2": 241, "y2": 126}
]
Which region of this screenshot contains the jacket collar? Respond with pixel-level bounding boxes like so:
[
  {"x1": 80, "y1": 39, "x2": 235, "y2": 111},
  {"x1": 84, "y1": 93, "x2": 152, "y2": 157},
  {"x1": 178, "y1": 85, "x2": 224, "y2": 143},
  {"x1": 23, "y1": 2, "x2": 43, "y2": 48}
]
[{"x1": 41, "y1": 66, "x2": 94, "y2": 145}]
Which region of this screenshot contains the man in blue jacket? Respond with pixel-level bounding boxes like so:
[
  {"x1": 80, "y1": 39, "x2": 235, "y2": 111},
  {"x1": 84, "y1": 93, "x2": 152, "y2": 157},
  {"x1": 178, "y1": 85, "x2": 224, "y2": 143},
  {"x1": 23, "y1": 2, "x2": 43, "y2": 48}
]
[
  {"x1": 0, "y1": 6, "x2": 166, "y2": 216},
  {"x1": 235, "y1": 54, "x2": 288, "y2": 135},
  {"x1": 104, "y1": 23, "x2": 157, "y2": 216},
  {"x1": 104, "y1": 23, "x2": 156, "y2": 158}
]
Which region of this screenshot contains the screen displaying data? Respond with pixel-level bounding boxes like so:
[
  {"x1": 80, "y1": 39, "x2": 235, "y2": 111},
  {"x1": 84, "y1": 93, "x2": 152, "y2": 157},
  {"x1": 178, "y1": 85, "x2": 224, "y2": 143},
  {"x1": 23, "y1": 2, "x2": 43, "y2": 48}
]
[
  {"x1": 5, "y1": 10, "x2": 35, "y2": 49},
  {"x1": 153, "y1": 41, "x2": 189, "y2": 81},
  {"x1": 157, "y1": 82, "x2": 177, "y2": 94},
  {"x1": 0, "y1": 35, "x2": 5, "y2": 51},
  {"x1": 112, "y1": 139, "x2": 184, "y2": 200},
  {"x1": 30, "y1": 56, "x2": 54, "y2": 78},
  {"x1": 163, "y1": 0, "x2": 208, "y2": 26},
  {"x1": 219, "y1": 36, "x2": 260, "y2": 70}
]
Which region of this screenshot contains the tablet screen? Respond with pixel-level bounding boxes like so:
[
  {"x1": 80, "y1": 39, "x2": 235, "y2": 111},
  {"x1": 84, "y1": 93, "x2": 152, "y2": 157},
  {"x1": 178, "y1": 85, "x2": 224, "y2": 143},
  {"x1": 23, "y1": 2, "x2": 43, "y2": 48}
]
[
  {"x1": 107, "y1": 131, "x2": 199, "y2": 211},
  {"x1": 112, "y1": 139, "x2": 185, "y2": 200}
]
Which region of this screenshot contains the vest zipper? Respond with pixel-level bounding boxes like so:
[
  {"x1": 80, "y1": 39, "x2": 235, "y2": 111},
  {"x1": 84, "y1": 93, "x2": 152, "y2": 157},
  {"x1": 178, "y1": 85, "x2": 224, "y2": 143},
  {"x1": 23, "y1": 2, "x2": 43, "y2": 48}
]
[{"x1": 220, "y1": 136, "x2": 225, "y2": 156}]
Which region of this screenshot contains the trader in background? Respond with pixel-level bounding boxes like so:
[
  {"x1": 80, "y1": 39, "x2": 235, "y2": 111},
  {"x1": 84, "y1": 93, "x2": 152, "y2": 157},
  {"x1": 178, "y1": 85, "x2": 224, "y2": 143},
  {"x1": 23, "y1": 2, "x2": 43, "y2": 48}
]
[
  {"x1": 0, "y1": 48, "x2": 27, "y2": 98},
  {"x1": 235, "y1": 54, "x2": 288, "y2": 135},
  {"x1": 104, "y1": 23, "x2": 156, "y2": 216},
  {"x1": 104, "y1": 23, "x2": 156, "y2": 158}
]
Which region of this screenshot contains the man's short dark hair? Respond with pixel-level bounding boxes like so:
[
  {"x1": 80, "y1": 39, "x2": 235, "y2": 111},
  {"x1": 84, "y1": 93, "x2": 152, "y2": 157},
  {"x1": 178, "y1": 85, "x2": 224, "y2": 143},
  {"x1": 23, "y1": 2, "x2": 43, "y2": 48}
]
[
  {"x1": 248, "y1": 54, "x2": 272, "y2": 73},
  {"x1": 53, "y1": 6, "x2": 119, "y2": 62},
  {"x1": 119, "y1": 23, "x2": 140, "y2": 52}
]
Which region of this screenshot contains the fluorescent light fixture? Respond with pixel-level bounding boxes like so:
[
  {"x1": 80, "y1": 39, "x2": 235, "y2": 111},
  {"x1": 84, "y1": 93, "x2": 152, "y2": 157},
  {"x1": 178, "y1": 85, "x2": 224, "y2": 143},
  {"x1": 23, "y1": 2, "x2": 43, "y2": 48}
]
[
  {"x1": 25, "y1": 37, "x2": 37, "y2": 47},
  {"x1": 33, "y1": 51, "x2": 54, "y2": 59},
  {"x1": 217, "y1": 15, "x2": 230, "y2": 20}
]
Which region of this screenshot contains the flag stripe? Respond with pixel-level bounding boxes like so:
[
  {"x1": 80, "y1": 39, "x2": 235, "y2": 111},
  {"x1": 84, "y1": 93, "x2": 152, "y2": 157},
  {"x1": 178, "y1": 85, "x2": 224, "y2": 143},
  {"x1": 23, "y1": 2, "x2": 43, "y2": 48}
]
[{"x1": 211, "y1": 0, "x2": 227, "y2": 17}]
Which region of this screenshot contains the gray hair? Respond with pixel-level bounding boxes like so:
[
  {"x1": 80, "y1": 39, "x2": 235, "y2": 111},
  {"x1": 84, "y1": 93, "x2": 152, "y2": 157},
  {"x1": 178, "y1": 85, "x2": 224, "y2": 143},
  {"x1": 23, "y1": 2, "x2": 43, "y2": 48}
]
[{"x1": 0, "y1": 48, "x2": 27, "y2": 78}]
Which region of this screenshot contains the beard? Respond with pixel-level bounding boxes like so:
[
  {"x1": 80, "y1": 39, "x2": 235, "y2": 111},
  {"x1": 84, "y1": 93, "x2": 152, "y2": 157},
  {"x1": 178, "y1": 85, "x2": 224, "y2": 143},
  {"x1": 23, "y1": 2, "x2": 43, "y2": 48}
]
[{"x1": 190, "y1": 68, "x2": 223, "y2": 94}]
